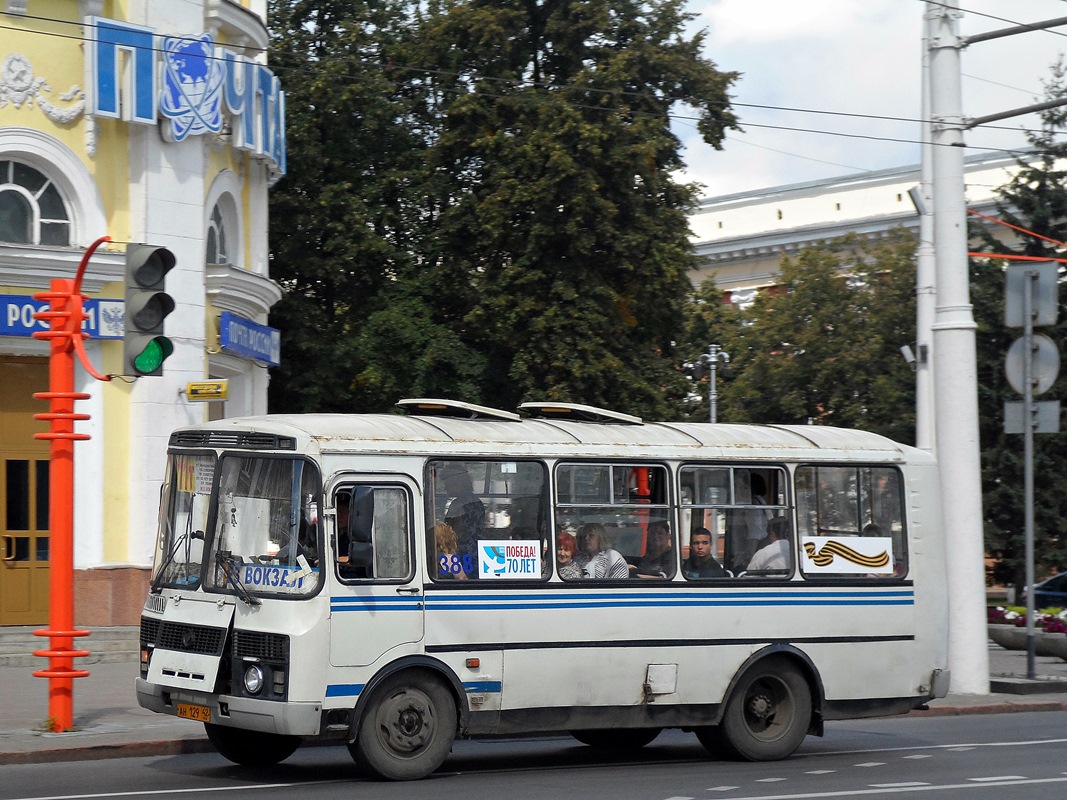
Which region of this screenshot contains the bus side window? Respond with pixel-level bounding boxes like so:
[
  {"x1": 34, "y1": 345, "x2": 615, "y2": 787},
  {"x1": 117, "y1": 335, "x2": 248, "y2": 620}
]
[
  {"x1": 797, "y1": 465, "x2": 907, "y2": 579},
  {"x1": 338, "y1": 486, "x2": 412, "y2": 581}
]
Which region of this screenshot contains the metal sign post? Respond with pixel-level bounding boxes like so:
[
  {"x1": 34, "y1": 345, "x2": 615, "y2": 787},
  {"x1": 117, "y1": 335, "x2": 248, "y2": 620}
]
[{"x1": 1004, "y1": 261, "x2": 1060, "y2": 681}]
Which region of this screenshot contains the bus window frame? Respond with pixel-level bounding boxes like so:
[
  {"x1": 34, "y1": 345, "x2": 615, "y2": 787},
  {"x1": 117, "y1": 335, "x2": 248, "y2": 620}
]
[
  {"x1": 678, "y1": 462, "x2": 793, "y2": 580},
  {"x1": 202, "y1": 451, "x2": 326, "y2": 601},
  {"x1": 424, "y1": 458, "x2": 551, "y2": 584},
  {"x1": 332, "y1": 480, "x2": 417, "y2": 585},
  {"x1": 552, "y1": 459, "x2": 674, "y2": 581},
  {"x1": 795, "y1": 462, "x2": 910, "y2": 581}
]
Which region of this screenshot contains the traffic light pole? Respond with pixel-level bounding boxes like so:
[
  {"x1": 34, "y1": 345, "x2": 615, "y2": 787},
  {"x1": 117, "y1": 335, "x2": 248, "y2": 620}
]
[{"x1": 30, "y1": 235, "x2": 112, "y2": 732}]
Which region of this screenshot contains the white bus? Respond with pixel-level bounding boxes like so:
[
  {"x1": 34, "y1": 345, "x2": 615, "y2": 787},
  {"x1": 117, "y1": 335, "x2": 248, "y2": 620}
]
[{"x1": 136, "y1": 399, "x2": 950, "y2": 781}]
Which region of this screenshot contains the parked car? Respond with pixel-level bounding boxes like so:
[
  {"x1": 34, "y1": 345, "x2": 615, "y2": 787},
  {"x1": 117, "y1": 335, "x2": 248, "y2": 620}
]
[{"x1": 1027, "y1": 573, "x2": 1067, "y2": 608}]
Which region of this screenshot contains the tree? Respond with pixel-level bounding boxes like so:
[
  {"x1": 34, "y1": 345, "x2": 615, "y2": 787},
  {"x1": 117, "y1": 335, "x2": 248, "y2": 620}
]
[
  {"x1": 974, "y1": 58, "x2": 1067, "y2": 588},
  {"x1": 716, "y1": 231, "x2": 917, "y2": 440},
  {"x1": 411, "y1": 0, "x2": 739, "y2": 418},
  {"x1": 267, "y1": 0, "x2": 471, "y2": 412}
]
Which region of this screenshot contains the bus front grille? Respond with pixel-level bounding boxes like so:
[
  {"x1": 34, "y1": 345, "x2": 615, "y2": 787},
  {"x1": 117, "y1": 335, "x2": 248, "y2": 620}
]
[
  {"x1": 156, "y1": 622, "x2": 227, "y2": 655},
  {"x1": 232, "y1": 629, "x2": 290, "y2": 661}
]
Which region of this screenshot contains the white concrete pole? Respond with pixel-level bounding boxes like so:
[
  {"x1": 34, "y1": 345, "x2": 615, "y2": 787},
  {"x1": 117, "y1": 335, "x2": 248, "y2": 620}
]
[
  {"x1": 927, "y1": 0, "x2": 990, "y2": 694},
  {"x1": 916, "y1": 6, "x2": 937, "y2": 453}
]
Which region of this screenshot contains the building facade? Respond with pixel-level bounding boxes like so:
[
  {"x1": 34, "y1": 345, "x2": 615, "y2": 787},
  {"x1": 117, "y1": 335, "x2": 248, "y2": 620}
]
[
  {"x1": 0, "y1": 0, "x2": 284, "y2": 626},
  {"x1": 688, "y1": 152, "x2": 1019, "y2": 304}
]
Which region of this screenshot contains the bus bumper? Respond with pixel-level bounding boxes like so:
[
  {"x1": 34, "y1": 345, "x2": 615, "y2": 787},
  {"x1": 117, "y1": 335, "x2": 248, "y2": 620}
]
[
  {"x1": 136, "y1": 678, "x2": 323, "y2": 736},
  {"x1": 931, "y1": 668, "x2": 951, "y2": 699}
]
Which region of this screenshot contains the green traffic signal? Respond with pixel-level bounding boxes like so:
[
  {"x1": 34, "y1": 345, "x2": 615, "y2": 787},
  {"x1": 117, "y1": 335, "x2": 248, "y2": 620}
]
[
  {"x1": 124, "y1": 244, "x2": 175, "y2": 377},
  {"x1": 132, "y1": 336, "x2": 175, "y2": 375}
]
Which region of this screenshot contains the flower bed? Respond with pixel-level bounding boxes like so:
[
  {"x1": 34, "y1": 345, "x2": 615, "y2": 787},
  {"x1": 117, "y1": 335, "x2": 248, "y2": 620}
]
[{"x1": 988, "y1": 606, "x2": 1067, "y2": 659}]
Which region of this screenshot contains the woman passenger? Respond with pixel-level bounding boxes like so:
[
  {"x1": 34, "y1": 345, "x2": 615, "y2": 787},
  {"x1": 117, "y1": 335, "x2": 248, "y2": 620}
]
[
  {"x1": 575, "y1": 522, "x2": 630, "y2": 579},
  {"x1": 556, "y1": 531, "x2": 582, "y2": 579},
  {"x1": 434, "y1": 521, "x2": 468, "y2": 580}
]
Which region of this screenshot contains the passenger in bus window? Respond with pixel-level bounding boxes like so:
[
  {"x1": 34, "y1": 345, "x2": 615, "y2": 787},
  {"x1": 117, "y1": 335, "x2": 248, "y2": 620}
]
[
  {"x1": 442, "y1": 466, "x2": 486, "y2": 558},
  {"x1": 729, "y1": 473, "x2": 772, "y2": 571},
  {"x1": 575, "y1": 523, "x2": 629, "y2": 579},
  {"x1": 747, "y1": 516, "x2": 791, "y2": 573},
  {"x1": 334, "y1": 491, "x2": 351, "y2": 564},
  {"x1": 630, "y1": 521, "x2": 675, "y2": 578},
  {"x1": 556, "y1": 531, "x2": 582, "y2": 579},
  {"x1": 682, "y1": 528, "x2": 727, "y2": 579},
  {"x1": 433, "y1": 521, "x2": 469, "y2": 580}
]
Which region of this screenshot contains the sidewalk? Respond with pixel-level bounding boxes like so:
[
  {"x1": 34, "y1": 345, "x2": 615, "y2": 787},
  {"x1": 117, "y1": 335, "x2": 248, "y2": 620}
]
[{"x1": 1, "y1": 645, "x2": 1066, "y2": 765}]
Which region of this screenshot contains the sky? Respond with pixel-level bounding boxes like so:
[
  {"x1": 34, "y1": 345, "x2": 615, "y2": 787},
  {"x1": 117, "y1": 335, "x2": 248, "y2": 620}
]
[{"x1": 678, "y1": 0, "x2": 1067, "y2": 198}]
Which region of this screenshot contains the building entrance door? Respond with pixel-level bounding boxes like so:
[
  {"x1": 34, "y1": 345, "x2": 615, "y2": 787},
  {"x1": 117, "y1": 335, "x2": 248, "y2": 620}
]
[{"x1": 0, "y1": 358, "x2": 51, "y2": 626}]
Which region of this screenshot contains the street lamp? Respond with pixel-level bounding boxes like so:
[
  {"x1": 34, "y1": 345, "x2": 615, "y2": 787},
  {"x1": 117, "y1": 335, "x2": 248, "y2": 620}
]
[{"x1": 700, "y1": 344, "x2": 730, "y2": 423}]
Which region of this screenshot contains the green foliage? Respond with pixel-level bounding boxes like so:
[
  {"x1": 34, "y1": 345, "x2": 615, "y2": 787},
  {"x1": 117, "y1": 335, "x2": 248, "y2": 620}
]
[
  {"x1": 267, "y1": 0, "x2": 737, "y2": 417},
  {"x1": 706, "y1": 232, "x2": 917, "y2": 440},
  {"x1": 975, "y1": 58, "x2": 1067, "y2": 587},
  {"x1": 413, "y1": 0, "x2": 738, "y2": 416}
]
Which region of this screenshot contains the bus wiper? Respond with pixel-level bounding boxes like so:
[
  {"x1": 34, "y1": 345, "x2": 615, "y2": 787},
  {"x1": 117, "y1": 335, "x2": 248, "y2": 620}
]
[
  {"x1": 219, "y1": 551, "x2": 261, "y2": 607},
  {"x1": 150, "y1": 530, "x2": 204, "y2": 593}
]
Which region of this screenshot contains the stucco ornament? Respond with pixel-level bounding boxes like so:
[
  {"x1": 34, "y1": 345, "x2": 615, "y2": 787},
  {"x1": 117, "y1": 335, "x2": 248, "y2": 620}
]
[{"x1": 0, "y1": 54, "x2": 86, "y2": 124}]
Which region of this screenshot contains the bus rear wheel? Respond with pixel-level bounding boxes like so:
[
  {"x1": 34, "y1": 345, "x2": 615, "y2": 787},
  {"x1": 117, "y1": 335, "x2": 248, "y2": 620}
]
[
  {"x1": 349, "y1": 672, "x2": 457, "y2": 781},
  {"x1": 204, "y1": 723, "x2": 301, "y2": 767},
  {"x1": 701, "y1": 658, "x2": 812, "y2": 761},
  {"x1": 571, "y1": 728, "x2": 661, "y2": 750}
]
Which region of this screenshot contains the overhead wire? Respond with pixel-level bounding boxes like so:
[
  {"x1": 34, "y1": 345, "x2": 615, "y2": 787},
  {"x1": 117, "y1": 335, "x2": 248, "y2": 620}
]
[{"x1": 0, "y1": 7, "x2": 1061, "y2": 166}]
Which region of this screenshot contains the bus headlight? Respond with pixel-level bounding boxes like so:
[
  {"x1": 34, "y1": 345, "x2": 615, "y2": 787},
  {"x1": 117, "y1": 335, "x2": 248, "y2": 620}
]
[{"x1": 243, "y1": 664, "x2": 265, "y2": 695}]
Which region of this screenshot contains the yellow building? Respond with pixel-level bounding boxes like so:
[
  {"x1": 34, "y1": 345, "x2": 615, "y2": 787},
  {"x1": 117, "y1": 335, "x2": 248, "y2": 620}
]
[{"x1": 1, "y1": 1, "x2": 283, "y2": 626}]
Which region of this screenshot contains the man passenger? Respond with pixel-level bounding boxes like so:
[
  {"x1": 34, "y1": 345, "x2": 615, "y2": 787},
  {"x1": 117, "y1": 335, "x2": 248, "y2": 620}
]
[{"x1": 682, "y1": 527, "x2": 726, "y2": 578}]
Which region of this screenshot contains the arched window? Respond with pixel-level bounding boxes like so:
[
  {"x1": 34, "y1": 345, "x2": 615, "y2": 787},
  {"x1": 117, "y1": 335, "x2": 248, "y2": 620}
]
[
  {"x1": 206, "y1": 202, "x2": 229, "y2": 264},
  {"x1": 0, "y1": 160, "x2": 70, "y2": 245}
]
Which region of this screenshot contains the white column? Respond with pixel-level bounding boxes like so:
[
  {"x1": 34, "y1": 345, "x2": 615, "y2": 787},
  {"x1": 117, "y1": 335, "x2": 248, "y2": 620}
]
[{"x1": 928, "y1": 0, "x2": 990, "y2": 694}]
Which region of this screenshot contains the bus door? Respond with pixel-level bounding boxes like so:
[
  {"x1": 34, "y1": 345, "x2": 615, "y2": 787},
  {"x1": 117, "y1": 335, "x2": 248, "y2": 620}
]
[{"x1": 329, "y1": 478, "x2": 424, "y2": 667}]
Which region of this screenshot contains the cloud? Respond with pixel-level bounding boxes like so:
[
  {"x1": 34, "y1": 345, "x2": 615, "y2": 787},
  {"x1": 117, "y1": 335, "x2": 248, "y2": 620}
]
[{"x1": 680, "y1": 0, "x2": 1067, "y2": 197}]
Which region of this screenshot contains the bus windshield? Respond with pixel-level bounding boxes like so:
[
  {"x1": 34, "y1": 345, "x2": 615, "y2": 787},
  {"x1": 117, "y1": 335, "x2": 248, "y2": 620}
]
[
  {"x1": 152, "y1": 452, "x2": 215, "y2": 590},
  {"x1": 205, "y1": 455, "x2": 323, "y2": 598}
]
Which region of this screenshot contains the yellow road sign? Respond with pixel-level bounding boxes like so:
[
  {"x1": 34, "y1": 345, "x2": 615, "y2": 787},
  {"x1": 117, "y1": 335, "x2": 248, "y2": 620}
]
[{"x1": 185, "y1": 380, "x2": 228, "y2": 401}]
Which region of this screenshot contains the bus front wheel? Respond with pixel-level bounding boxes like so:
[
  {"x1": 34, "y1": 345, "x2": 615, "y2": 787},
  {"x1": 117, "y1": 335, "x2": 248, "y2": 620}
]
[
  {"x1": 349, "y1": 671, "x2": 457, "y2": 781},
  {"x1": 204, "y1": 723, "x2": 301, "y2": 767},
  {"x1": 701, "y1": 658, "x2": 812, "y2": 761}
]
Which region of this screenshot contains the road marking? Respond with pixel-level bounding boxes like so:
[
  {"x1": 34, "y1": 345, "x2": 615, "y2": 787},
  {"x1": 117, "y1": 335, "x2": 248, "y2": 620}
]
[
  {"x1": 707, "y1": 787, "x2": 739, "y2": 792},
  {"x1": 869, "y1": 784, "x2": 929, "y2": 788},
  {"x1": 816, "y1": 737, "x2": 1067, "y2": 757},
  {"x1": 855, "y1": 762, "x2": 886, "y2": 767},
  {"x1": 902, "y1": 754, "x2": 931, "y2": 759},
  {"x1": 5, "y1": 781, "x2": 341, "y2": 800},
  {"x1": 682, "y1": 775, "x2": 1067, "y2": 799},
  {"x1": 756, "y1": 778, "x2": 788, "y2": 782},
  {"x1": 946, "y1": 747, "x2": 975, "y2": 752},
  {"x1": 967, "y1": 776, "x2": 1027, "y2": 782},
  {"x1": 805, "y1": 770, "x2": 836, "y2": 774}
]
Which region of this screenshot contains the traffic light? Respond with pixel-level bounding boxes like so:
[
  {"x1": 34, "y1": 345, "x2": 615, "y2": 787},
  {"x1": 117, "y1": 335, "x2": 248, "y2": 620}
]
[{"x1": 124, "y1": 244, "x2": 175, "y2": 376}]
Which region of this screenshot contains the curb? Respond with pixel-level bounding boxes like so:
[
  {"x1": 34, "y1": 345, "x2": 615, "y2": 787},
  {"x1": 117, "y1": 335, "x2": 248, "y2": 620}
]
[
  {"x1": 912, "y1": 699, "x2": 1067, "y2": 717},
  {"x1": 0, "y1": 738, "x2": 216, "y2": 766}
]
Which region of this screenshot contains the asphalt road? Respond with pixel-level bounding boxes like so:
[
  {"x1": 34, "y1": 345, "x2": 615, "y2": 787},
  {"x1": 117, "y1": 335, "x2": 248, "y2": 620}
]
[{"x1": 2, "y1": 711, "x2": 1066, "y2": 800}]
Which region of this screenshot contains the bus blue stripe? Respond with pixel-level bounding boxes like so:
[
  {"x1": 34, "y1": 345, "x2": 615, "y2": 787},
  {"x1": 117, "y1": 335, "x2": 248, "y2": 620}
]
[
  {"x1": 464, "y1": 681, "x2": 502, "y2": 693},
  {"x1": 329, "y1": 590, "x2": 914, "y2": 614},
  {"x1": 424, "y1": 599, "x2": 914, "y2": 610},
  {"x1": 326, "y1": 683, "x2": 365, "y2": 697}
]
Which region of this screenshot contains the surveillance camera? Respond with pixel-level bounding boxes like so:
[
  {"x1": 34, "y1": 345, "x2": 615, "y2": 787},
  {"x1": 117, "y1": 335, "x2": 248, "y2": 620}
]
[{"x1": 900, "y1": 345, "x2": 916, "y2": 364}]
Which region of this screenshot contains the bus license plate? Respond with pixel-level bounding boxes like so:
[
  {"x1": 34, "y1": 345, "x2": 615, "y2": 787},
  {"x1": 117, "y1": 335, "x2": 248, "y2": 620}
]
[{"x1": 176, "y1": 702, "x2": 211, "y2": 722}]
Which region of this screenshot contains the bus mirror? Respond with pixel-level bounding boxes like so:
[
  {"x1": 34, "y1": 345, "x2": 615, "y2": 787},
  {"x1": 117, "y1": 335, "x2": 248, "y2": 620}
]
[{"x1": 349, "y1": 487, "x2": 375, "y2": 544}]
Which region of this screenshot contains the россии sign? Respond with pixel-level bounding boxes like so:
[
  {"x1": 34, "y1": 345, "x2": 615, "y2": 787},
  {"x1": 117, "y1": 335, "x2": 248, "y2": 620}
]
[{"x1": 1, "y1": 294, "x2": 123, "y2": 339}]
